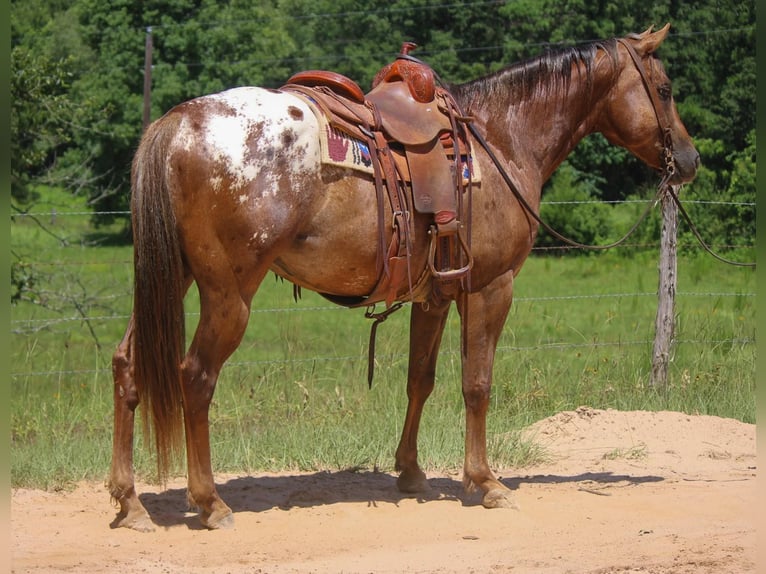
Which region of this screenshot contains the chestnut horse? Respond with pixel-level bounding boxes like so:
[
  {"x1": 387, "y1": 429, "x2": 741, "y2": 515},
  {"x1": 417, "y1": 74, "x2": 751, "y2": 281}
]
[{"x1": 109, "y1": 25, "x2": 698, "y2": 531}]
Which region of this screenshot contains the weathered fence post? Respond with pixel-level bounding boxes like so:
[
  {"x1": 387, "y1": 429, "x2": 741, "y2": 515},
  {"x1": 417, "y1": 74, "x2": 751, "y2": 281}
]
[{"x1": 650, "y1": 186, "x2": 678, "y2": 387}]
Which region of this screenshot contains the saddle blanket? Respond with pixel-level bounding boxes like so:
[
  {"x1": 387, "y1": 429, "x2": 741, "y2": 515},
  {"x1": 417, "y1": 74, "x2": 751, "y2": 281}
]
[
  {"x1": 313, "y1": 108, "x2": 481, "y2": 183},
  {"x1": 321, "y1": 123, "x2": 376, "y2": 174}
]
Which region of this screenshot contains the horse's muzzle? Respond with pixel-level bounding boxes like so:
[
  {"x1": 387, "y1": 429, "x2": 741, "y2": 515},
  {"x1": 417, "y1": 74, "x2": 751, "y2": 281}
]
[{"x1": 669, "y1": 146, "x2": 700, "y2": 185}]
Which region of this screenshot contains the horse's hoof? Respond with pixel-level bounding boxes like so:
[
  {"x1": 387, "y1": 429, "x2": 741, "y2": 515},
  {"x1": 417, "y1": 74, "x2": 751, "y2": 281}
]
[
  {"x1": 200, "y1": 508, "x2": 235, "y2": 530},
  {"x1": 397, "y1": 469, "x2": 431, "y2": 494},
  {"x1": 114, "y1": 511, "x2": 156, "y2": 532},
  {"x1": 482, "y1": 489, "x2": 518, "y2": 510}
]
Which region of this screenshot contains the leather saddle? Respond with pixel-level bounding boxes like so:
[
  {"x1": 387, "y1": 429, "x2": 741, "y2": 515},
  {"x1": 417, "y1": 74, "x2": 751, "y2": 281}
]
[{"x1": 281, "y1": 42, "x2": 474, "y2": 307}]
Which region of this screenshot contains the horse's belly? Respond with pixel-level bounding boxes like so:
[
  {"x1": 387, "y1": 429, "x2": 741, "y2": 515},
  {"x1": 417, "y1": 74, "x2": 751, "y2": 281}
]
[{"x1": 271, "y1": 224, "x2": 381, "y2": 296}]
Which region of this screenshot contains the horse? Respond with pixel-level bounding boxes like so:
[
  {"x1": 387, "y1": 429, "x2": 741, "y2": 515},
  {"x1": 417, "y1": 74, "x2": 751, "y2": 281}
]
[{"x1": 109, "y1": 24, "x2": 698, "y2": 531}]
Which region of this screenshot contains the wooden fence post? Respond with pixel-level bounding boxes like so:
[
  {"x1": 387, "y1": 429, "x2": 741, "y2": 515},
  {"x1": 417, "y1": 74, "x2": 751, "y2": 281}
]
[
  {"x1": 142, "y1": 26, "x2": 153, "y2": 130},
  {"x1": 650, "y1": 186, "x2": 678, "y2": 387}
]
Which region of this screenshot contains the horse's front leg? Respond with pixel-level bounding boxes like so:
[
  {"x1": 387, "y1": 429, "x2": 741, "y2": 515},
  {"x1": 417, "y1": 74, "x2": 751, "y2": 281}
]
[
  {"x1": 457, "y1": 269, "x2": 516, "y2": 508},
  {"x1": 108, "y1": 316, "x2": 156, "y2": 532},
  {"x1": 395, "y1": 299, "x2": 451, "y2": 494}
]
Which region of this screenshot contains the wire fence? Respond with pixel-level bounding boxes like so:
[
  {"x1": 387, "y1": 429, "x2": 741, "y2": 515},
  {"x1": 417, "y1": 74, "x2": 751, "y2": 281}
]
[{"x1": 10, "y1": 204, "x2": 756, "y2": 381}]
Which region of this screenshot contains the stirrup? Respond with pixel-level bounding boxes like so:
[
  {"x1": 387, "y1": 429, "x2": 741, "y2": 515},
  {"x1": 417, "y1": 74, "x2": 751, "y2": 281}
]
[{"x1": 427, "y1": 223, "x2": 473, "y2": 280}]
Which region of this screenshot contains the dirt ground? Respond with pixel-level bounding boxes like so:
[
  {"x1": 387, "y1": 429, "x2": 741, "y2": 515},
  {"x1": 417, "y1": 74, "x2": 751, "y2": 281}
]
[{"x1": 11, "y1": 408, "x2": 757, "y2": 573}]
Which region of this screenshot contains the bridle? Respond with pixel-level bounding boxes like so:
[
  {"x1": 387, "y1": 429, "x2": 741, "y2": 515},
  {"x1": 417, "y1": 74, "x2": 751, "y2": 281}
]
[
  {"x1": 466, "y1": 38, "x2": 679, "y2": 251},
  {"x1": 616, "y1": 39, "x2": 755, "y2": 268},
  {"x1": 616, "y1": 38, "x2": 677, "y2": 187}
]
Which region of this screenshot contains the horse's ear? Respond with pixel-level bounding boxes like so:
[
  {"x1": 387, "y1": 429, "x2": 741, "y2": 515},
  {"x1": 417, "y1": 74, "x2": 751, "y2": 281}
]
[{"x1": 632, "y1": 23, "x2": 671, "y2": 55}]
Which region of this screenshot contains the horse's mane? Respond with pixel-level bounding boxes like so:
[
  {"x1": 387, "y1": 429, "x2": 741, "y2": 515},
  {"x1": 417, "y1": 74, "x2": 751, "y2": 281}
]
[{"x1": 451, "y1": 38, "x2": 620, "y2": 106}]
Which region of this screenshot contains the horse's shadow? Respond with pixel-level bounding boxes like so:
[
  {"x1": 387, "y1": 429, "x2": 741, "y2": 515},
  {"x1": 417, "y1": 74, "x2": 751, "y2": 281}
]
[{"x1": 135, "y1": 468, "x2": 664, "y2": 529}]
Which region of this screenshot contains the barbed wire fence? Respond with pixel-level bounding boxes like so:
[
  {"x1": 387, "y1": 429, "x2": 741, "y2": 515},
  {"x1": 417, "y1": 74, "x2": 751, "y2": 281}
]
[{"x1": 10, "y1": 201, "x2": 755, "y2": 383}]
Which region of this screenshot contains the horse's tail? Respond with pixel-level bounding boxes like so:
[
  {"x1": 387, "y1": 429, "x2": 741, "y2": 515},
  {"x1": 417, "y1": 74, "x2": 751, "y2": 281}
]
[{"x1": 131, "y1": 114, "x2": 186, "y2": 481}]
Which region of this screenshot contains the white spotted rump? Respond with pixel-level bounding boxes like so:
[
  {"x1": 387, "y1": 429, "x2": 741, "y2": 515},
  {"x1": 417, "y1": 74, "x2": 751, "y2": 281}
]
[{"x1": 174, "y1": 87, "x2": 321, "y2": 198}]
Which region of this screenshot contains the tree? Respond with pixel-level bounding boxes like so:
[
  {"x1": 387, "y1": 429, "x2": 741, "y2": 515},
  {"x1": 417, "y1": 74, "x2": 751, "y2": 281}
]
[
  {"x1": 10, "y1": 0, "x2": 755, "y2": 249},
  {"x1": 10, "y1": 46, "x2": 76, "y2": 203}
]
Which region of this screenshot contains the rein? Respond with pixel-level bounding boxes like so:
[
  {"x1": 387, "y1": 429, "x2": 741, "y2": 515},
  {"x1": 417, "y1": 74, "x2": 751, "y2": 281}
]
[
  {"x1": 407, "y1": 51, "x2": 656, "y2": 250},
  {"x1": 468, "y1": 42, "x2": 755, "y2": 266},
  {"x1": 665, "y1": 186, "x2": 756, "y2": 267},
  {"x1": 468, "y1": 124, "x2": 658, "y2": 250}
]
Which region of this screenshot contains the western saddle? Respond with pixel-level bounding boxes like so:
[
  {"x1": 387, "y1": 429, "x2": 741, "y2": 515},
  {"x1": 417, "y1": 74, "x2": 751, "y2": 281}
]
[{"x1": 281, "y1": 42, "x2": 475, "y2": 309}]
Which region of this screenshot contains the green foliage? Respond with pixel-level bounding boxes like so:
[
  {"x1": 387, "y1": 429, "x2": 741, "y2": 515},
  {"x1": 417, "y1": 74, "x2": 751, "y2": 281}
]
[
  {"x1": 727, "y1": 130, "x2": 756, "y2": 202},
  {"x1": 10, "y1": 1, "x2": 755, "y2": 242},
  {"x1": 10, "y1": 254, "x2": 35, "y2": 304},
  {"x1": 10, "y1": 46, "x2": 76, "y2": 203}
]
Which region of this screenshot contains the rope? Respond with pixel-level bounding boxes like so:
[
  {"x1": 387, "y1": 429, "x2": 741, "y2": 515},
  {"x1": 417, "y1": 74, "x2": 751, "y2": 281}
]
[{"x1": 665, "y1": 185, "x2": 756, "y2": 267}]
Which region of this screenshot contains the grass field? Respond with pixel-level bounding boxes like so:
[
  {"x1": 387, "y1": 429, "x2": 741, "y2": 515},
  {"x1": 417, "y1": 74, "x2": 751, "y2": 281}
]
[{"x1": 10, "y1": 187, "x2": 756, "y2": 490}]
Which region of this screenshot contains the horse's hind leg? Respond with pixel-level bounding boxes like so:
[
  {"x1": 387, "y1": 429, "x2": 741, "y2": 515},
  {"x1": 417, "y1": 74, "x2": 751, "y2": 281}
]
[
  {"x1": 180, "y1": 270, "x2": 258, "y2": 529},
  {"x1": 395, "y1": 299, "x2": 451, "y2": 494},
  {"x1": 108, "y1": 316, "x2": 155, "y2": 532},
  {"x1": 458, "y1": 269, "x2": 516, "y2": 509}
]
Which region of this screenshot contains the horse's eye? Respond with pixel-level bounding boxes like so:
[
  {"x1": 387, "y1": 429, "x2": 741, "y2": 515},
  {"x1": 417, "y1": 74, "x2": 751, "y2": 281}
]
[{"x1": 657, "y1": 84, "x2": 672, "y2": 100}]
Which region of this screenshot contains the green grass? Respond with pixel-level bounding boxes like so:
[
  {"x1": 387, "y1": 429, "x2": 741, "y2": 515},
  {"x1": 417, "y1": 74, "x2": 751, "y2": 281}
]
[{"x1": 10, "y1": 187, "x2": 756, "y2": 490}]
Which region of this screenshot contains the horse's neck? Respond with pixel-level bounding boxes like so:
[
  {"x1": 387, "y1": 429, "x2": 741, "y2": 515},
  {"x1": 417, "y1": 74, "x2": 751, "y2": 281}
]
[{"x1": 459, "y1": 58, "x2": 612, "y2": 187}]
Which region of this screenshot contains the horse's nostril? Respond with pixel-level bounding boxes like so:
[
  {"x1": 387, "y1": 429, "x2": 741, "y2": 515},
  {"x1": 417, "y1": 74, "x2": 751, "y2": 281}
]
[{"x1": 695, "y1": 153, "x2": 701, "y2": 168}]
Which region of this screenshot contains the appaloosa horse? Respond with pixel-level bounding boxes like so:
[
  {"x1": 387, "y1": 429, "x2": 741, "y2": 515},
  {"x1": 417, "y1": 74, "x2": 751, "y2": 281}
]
[{"x1": 109, "y1": 24, "x2": 698, "y2": 531}]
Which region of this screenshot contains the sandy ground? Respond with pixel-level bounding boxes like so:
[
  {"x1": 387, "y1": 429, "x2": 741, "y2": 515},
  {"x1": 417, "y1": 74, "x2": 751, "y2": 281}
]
[{"x1": 11, "y1": 408, "x2": 756, "y2": 573}]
